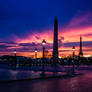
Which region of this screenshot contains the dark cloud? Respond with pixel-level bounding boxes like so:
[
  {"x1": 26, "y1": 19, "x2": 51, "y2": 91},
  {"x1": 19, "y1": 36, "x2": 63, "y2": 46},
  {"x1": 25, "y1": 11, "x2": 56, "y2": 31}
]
[
  {"x1": 83, "y1": 33, "x2": 92, "y2": 37},
  {"x1": 18, "y1": 42, "x2": 42, "y2": 52},
  {"x1": 0, "y1": 45, "x2": 11, "y2": 49},
  {"x1": 0, "y1": 44, "x2": 14, "y2": 52},
  {"x1": 0, "y1": 40, "x2": 92, "y2": 55},
  {"x1": 35, "y1": 36, "x2": 40, "y2": 40},
  {"x1": 19, "y1": 42, "x2": 41, "y2": 47},
  {"x1": 59, "y1": 50, "x2": 71, "y2": 52},
  {"x1": 0, "y1": 41, "x2": 16, "y2": 44},
  {"x1": 63, "y1": 42, "x2": 79, "y2": 47},
  {"x1": 83, "y1": 41, "x2": 92, "y2": 47},
  {"x1": 63, "y1": 41, "x2": 92, "y2": 48}
]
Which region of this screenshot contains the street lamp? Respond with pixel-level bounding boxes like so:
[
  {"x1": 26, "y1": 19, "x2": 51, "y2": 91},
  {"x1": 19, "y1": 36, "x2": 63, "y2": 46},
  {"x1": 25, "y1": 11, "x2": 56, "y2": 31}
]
[
  {"x1": 35, "y1": 48, "x2": 37, "y2": 67},
  {"x1": 35, "y1": 48, "x2": 37, "y2": 59},
  {"x1": 72, "y1": 46, "x2": 75, "y2": 75},
  {"x1": 13, "y1": 49, "x2": 17, "y2": 69},
  {"x1": 72, "y1": 46, "x2": 75, "y2": 57},
  {"x1": 40, "y1": 39, "x2": 46, "y2": 77},
  {"x1": 14, "y1": 49, "x2": 16, "y2": 57},
  {"x1": 42, "y1": 40, "x2": 46, "y2": 58}
]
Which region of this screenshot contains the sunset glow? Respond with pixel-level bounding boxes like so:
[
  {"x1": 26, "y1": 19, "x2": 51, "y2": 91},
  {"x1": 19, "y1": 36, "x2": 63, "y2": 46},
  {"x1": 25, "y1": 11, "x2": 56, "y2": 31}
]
[{"x1": 0, "y1": 2, "x2": 92, "y2": 58}]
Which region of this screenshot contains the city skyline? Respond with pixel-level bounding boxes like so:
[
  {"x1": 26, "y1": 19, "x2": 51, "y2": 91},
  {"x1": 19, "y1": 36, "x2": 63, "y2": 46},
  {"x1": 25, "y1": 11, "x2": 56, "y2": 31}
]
[{"x1": 0, "y1": 0, "x2": 92, "y2": 57}]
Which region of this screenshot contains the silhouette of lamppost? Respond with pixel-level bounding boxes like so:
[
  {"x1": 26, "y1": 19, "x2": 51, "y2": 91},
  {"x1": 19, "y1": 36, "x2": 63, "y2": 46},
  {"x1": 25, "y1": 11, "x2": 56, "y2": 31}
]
[
  {"x1": 14, "y1": 49, "x2": 16, "y2": 57},
  {"x1": 35, "y1": 48, "x2": 37, "y2": 59},
  {"x1": 35, "y1": 48, "x2": 37, "y2": 66},
  {"x1": 40, "y1": 40, "x2": 46, "y2": 77},
  {"x1": 72, "y1": 46, "x2": 75, "y2": 57},
  {"x1": 14, "y1": 49, "x2": 17, "y2": 68},
  {"x1": 72, "y1": 46, "x2": 75, "y2": 74}
]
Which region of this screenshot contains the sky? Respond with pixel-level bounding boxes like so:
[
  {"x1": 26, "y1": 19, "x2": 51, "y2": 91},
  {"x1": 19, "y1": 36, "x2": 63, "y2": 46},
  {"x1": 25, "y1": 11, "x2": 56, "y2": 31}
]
[{"x1": 0, "y1": 0, "x2": 92, "y2": 57}]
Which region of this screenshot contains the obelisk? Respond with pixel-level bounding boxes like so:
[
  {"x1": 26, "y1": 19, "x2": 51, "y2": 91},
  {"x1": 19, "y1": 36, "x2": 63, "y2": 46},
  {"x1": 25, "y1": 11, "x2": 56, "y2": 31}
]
[
  {"x1": 53, "y1": 17, "x2": 58, "y2": 66},
  {"x1": 79, "y1": 36, "x2": 83, "y2": 56}
]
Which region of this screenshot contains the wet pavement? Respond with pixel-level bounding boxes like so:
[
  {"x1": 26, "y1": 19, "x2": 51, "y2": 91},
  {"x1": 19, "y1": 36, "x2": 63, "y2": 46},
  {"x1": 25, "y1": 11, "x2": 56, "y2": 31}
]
[
  {"x1": 0, "y1": 71, "x2": 92, "y2": 92},
  {"x1": 0, "y1": 65, "x2": 92, "y2": 81},
  {"x1": 0, "y1": 65, "x2": 92, "y2": 92},
  {"x1": 0, "y1": 69, "x2": 68, "y2": 81},
  {"x1": 0, "y1": 64, "x2": 75, "y2": 81}
]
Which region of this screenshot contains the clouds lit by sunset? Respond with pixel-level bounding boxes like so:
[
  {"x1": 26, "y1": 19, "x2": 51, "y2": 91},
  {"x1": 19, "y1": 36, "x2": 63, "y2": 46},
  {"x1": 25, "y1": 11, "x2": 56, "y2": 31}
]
[{"x1": 0, "y1": 0, "x2": 92, "y2": 57}]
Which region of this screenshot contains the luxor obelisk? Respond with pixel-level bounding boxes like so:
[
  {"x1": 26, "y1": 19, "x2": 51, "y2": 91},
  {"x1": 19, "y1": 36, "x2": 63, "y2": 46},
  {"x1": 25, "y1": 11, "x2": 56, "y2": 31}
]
[{"x1": 53, "y1": 17, "x2": 58, "y2": 66}]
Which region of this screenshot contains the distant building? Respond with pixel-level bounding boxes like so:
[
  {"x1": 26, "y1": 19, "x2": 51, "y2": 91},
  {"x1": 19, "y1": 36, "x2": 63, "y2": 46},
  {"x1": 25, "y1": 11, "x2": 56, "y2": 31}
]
[{"x1": 79, "y1": 36, "x2": 83, "y2": 56}]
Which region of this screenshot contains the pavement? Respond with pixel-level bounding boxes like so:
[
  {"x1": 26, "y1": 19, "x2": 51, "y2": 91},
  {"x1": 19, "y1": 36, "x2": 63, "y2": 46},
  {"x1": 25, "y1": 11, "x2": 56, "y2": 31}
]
[
  {"x1": 0, "y1": 64, "x2": 92, "y2": 82},
  {"x1": 0, "y1": 65, "x2": 92, "y2": 92},
  {"x1": 0, "y1": 70, "x2": 92, "y2": 92},
  {"x1": 0, "y1": 64, "x2": 80, "y2": 82}
]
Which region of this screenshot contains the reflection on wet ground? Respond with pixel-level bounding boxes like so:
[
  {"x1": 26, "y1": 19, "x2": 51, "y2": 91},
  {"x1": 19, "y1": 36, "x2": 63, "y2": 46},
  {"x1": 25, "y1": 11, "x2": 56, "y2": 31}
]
[
  {"x1": 0, "y1": 71, "x2": 92, "y2": 92},
  {"x1": 0, "y1": 65, "x2": 92, "y2": 92}
]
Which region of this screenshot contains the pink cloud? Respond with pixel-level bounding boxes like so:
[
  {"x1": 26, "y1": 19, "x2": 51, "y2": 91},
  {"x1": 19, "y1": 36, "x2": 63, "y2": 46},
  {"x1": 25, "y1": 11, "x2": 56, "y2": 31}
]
[
  {"x1": 1, "y1": 12, "x2": 92, "y2": 57},
  {"x1": 68, "y1": 12, "x2": 92, "y2": 27}
]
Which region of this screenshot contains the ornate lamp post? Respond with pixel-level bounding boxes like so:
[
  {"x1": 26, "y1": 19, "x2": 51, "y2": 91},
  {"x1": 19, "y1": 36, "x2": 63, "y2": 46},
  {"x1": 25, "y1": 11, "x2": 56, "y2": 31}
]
[
  {"x1": 40, "y1": 40, "x2": 46, "y2": 77},
  {"x1": 72, "y1": 46, "x2": 75, "y2": 57},
  {"x1": 72, "y1": 46, "x2": 75, "y2": 74},
  {"x1": 35, "y1": 48, "x2": 37, "y2": 59},
  {"x1": 14, "y1": 49, "x2": 16, "y2": 57},
  {"x1": 14, "y1": 49, "x2": 17, "y2": 69},
  {"x1": 35, "y1": 48, "x2": 37, "y2": 66}
]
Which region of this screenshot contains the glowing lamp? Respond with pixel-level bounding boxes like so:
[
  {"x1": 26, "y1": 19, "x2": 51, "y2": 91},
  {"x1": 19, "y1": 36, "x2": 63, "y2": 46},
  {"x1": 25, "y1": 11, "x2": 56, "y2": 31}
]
[{"x1": 42, "y1": 40, "x2": 46, "y2": 46}]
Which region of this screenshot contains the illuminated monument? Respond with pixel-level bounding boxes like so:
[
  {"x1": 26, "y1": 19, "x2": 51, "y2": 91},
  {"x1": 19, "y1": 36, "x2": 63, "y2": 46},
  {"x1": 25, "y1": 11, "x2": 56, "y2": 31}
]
[
  {"x1": 53, "y1": 17, "x2": 58, "y2": 66},
  {"x1": 79, "y1": 36, "x2": 83, "y2": 56}
]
